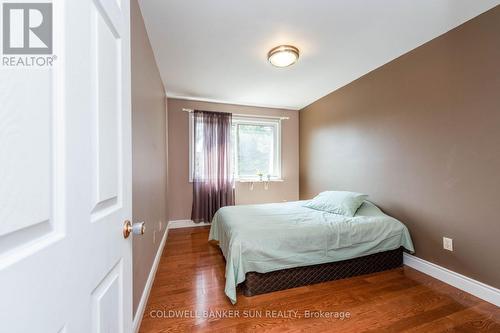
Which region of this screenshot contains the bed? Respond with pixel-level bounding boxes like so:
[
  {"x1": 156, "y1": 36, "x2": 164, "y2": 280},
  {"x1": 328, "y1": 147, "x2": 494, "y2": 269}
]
[{"x1": 208, "y1": 200, "x2": 414, "y2": 304}]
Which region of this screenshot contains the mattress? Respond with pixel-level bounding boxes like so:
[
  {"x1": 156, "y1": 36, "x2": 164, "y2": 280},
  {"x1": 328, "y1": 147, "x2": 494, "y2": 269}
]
[{"x1": 209, "y1": 200, "x2": 414, "y2": 304}]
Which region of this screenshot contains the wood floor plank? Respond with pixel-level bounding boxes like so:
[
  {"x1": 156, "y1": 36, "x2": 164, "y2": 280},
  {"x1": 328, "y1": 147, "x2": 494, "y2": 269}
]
[{"x1": 139, "y1": 226, "x2": 500, "y2": 332}]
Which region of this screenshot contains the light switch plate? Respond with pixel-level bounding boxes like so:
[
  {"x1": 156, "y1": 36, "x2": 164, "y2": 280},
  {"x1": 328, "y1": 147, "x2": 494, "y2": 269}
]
[{"x1": 443, "y1": 237, "x2": 453, "y2": 251}]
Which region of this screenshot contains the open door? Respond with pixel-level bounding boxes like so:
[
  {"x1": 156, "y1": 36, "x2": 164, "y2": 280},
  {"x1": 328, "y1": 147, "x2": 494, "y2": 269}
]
[{"x1": 0, "y1": 0, "x2": 134, "y2": 332}]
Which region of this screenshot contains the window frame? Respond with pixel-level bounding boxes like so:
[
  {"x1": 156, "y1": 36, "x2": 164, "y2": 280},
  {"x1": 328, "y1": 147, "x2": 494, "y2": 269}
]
[{"x1": 189, "y1": 113, "x2": 282, "y2": 182}]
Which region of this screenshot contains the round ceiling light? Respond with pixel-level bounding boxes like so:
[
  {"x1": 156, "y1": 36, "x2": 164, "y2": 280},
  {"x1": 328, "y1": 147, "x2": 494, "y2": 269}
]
[{"x1": 267, "y1": 45, "x2": 299, "y2": 68}]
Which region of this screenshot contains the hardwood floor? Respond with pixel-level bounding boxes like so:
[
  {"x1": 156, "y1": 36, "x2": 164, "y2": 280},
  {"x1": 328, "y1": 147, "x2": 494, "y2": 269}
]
[{"x1": 139, "y1": 226, "x2": 500, "y2": 332}]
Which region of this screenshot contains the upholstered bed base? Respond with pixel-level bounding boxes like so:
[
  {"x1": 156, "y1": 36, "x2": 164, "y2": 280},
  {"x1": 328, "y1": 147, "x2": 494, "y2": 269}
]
[{"x1": 240, "y1": 247, "x2": 403, "y2": 297}]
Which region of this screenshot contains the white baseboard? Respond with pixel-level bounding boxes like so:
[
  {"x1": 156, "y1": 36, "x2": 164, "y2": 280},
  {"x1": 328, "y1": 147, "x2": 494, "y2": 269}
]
[
  {"x1": 403, "y1": 253, "x2": 500, "y2": 307},
  {"x1": 132, "y1": 227, "x2": 169, "y2": 333},
  {"x1": 132, "y1": 220, "x2": 209, "y2": 332},
  {"x1": 168, "y1": 219, "x2": 210, "y2": 229}
]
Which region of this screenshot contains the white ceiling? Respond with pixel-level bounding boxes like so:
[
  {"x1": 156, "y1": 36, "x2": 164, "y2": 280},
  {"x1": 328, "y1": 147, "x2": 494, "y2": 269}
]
[{"x1": 138, "y1": 0, "x2": 499, "y2": 110}]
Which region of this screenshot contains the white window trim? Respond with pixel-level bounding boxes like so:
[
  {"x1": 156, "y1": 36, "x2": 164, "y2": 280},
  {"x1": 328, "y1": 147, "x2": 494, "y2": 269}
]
[
  {"x1": 189, "y1": 113, "x2": 282, "y2": 182},
  {"x1": 232, "y1": 115, "x2": 282, "y2": 182}
]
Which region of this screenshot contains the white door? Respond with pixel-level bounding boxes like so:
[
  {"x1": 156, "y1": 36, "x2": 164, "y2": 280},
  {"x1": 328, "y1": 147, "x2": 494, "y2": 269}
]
[{"x1": 0, "y1": 0, "x2": 133, "y2": 332}]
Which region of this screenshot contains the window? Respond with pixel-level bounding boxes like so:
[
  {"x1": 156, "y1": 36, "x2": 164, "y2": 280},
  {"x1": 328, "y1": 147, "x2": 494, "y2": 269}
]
[
  {"x1": 189, "y1": 114, "x2": 281, "y2": 181},
  {"x1": 232, "y1": 116, "x2": 281, "y2": 180}
]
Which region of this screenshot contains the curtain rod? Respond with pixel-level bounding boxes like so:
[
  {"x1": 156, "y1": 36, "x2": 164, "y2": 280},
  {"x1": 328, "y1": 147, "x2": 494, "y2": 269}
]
[{"x1": 182, "y1": 108, "x2": 289, "y2": 120}]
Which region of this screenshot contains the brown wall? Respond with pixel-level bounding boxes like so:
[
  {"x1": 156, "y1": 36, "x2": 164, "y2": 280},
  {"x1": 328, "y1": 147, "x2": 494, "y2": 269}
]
[
  {"x1": 131, "y1": 0, "x2": 168, "y2": 316},
  {"x1": 299, "y1": 6, "x2": 500, "y2": 288},
  {"x1": 167, "y1": 98, "x2": 299, "y2": 221}
]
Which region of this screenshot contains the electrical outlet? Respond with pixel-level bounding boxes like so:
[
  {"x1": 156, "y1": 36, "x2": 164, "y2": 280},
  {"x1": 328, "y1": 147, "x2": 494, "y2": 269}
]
[{"x1": 443, "y1": 237, "x2": 453, "y2": 251}]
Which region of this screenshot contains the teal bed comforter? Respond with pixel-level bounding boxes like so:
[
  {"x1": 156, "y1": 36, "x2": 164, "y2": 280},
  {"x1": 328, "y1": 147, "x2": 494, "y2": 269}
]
[{"x1": 208, "y1": 200, "x2": 414, "y2": 304}]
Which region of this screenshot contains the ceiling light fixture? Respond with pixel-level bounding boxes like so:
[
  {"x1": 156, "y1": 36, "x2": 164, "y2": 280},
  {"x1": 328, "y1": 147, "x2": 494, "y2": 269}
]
[{"x1": 267, "y1": 45, "x2": 299, "y2": 68}]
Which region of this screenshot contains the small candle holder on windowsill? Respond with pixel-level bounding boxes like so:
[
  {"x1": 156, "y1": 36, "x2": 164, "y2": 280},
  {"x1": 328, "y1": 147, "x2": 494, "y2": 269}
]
[{"x1": 245, "y1": 174, "x2": 278, "y2": 191}]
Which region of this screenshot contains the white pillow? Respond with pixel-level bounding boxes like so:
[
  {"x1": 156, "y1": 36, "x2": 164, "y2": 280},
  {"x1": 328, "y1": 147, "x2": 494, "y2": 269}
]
[{"x1": 304, "y1": 191, "x2": 368, "y2": 217}]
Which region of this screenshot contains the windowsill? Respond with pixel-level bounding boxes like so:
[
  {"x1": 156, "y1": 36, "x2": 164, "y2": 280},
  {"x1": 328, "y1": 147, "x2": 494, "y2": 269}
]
[
  {"x1": 188, "y1": 178, "x2": 284, "y2": 183},
  {"x1": 236, "y1": 178, "x2": 284, "y2": 183}
]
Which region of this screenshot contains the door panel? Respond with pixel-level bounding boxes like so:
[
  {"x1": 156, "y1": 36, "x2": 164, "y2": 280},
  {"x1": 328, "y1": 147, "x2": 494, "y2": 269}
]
[
  {"x1": 0, "y1": 71, "x2": 52, "y2": 237},
  {"x1": 91, "y1": 0, "x2": 123, "y2": 219},
  {"x1": 0, "y1": 15, "x2": 63, "y2": 267},
  {"x1": 91, "y1": 260, "x2": 124, "y2": 333}
]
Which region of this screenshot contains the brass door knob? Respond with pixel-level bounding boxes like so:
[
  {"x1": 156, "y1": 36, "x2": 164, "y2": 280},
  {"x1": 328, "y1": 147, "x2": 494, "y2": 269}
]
[{"x1": 123, "y1": 220, "x2": 146, "y2": 239}]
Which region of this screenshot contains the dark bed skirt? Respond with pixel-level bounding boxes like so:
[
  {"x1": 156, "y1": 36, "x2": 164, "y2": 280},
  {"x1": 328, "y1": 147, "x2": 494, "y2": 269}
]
[{"x1": 240, "y1": 247, "x2": 403, "y2": 297}]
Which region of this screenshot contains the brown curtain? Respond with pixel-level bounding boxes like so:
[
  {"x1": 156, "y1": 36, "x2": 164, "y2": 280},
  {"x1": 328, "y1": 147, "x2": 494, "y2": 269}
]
[{"x1": 191, "y1": 110, "x2": 235, "y2": 223}]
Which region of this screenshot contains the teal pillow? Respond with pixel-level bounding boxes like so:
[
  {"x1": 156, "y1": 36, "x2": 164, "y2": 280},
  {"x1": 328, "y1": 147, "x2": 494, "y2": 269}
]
[{"x1": 304, "y1": 191, "x2": 368, "y2": 217}]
